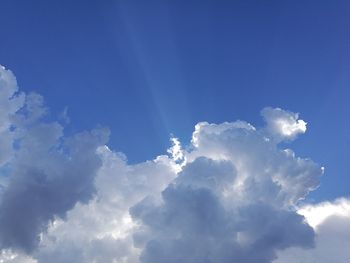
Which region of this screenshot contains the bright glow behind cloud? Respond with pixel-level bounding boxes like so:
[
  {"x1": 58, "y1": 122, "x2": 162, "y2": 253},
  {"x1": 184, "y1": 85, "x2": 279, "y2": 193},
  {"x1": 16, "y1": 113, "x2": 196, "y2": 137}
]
[{"x1": 298, "y1": 198, "x2": 350, "y2": 229}]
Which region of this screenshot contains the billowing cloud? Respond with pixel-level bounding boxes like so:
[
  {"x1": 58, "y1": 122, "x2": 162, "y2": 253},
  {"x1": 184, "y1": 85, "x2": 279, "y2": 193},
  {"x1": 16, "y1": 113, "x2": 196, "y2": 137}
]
[
  {"x1": 275, "y1": 198, "x2": 350, "y2": 263},
  {"x1": 0, "y1": 66, "x2": 109, "y2": 254},
  {"x1": 0, "y1": 66, "x2": 24, "y2": 166},
  {"x1": 33, "y1": 147, "x2": 177, "y2": 263},
  {"x1": 261, "y1": 107, "x2": 307, "y2": 142},
  {"x1": 131, "y1": 113, "x2": 321, "y2": 263},
  {"x1": 0, "y1": 65, "x2": 343, "y2": 263}
]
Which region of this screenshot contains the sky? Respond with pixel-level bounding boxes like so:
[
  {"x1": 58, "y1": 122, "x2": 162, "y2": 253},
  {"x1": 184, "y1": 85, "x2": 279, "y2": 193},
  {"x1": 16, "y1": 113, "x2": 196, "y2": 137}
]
[{"x1": 0, "y1": 1, "x2": 350, "y2": 262}]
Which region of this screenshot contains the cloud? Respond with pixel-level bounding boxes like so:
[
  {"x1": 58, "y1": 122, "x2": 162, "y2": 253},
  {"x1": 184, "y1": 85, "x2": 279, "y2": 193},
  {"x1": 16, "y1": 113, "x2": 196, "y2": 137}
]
[
  {"x1": 274, "y1": 198, "x2": 350, "y2": 263},
  {"x1": 0, "y1": 66, "x2": 24, "y2": 166},
  {"x1": 131, "y1": 114, "x2": 321, "y2": 263},
  {"x1": 33, "y1": 147, "x2": 177, "y2": 263},
  {"x1": 0, "y1": 66, "x2": 109, "y2": 254},
  {"x1": 0, "y1": 65, "x2": 334, "y2": 263},
  {"x1": 261, "y1": 107, "x2": 307, "y2": 142}
]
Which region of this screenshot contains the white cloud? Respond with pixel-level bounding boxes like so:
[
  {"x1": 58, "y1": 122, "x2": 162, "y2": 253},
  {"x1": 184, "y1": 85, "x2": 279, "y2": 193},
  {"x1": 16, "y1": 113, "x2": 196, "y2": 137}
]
[
  {"x1": 1, "y1": 65, "x2": 345, "y2": 263},
  {"x1": 167, "y1": 136, "x2": 185, "y2": 163},
  {"x1": 0, "y1": 66, "x2": 109, "y2": 254},
  {"x1": 274, "y1": 198, "x2": 350, "y2": 263},
  {"x1": 0, "y1": 249, "x2": 35, "y2": 263},
  {"x1": 33, "y1": 146, "x2": 177, "y2": 263},
  {"x1": 298, "y1": 198, "x2": 350, "y2": 229},
  {"x1": 131, "y1": 114, "x2": 322, "y2": 263},
  {"x1": 261, "y1": 107, "x2": 307, "y2": 142},
  {"x1": 0, "y1": 66, "x2": 24, "y2": 167}
]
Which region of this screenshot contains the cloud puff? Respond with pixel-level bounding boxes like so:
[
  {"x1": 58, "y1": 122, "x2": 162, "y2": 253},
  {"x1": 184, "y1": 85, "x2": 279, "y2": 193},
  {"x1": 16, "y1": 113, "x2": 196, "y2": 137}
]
[
  {"x1": 0, "y1": 66, "x2": 109, "y2": 254},
  {"x1": 275, "y1": 198, "x2": 350, "y2": 263},
  {"x1": 0, "y1": 66, "x2": 24, "y2": 166},
  {"x1": 0, "y1": 65, "x2": 329, "y2": 263},
  {"x1": 131, "y1": 113, "x2": 321, "y2": 263},
  {"x1": 261, "y1": 107, "x2": 307, "y2": 142},
  {"x1": 32, "y1": 147, "x2": 177, "y2": 263}
]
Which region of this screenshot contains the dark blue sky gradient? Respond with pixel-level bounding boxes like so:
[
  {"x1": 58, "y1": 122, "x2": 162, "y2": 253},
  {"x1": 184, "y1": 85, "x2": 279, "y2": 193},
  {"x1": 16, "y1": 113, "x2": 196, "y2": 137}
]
[{"x1": 0, "y1": 0, "x2": 349, "y2": 201}]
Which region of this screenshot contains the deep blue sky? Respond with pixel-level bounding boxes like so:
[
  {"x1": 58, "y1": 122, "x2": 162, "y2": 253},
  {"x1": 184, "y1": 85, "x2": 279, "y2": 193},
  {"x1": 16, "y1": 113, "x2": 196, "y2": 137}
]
[{"x1": 0, "y1": 0, "x2": 349, "y2": 202}]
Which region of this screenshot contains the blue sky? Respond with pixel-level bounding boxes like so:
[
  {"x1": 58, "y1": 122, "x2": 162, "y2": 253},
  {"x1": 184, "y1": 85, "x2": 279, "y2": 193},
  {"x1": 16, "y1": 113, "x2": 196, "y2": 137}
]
[{"x1": 1, "y1": 1, "x2": 350, "y2": 201}]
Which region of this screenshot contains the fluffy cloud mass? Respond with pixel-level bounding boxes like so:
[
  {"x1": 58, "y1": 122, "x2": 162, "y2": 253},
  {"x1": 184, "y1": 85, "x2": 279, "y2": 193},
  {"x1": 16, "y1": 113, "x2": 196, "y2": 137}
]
[
  {"x1": 0, "y1": 66, "x2": 109, "y2": 255},
  {"x1": 0, "y1": 65, "x2": 346, "y2": 262},
  {"x1": 275, "y1": 198, "x2": 350, "y2": 263}
]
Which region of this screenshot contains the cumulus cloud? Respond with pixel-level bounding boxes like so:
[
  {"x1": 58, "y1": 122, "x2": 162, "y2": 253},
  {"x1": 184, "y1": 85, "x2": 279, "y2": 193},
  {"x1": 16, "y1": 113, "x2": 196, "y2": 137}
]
[
  {"x1": 261, "y1": 107, "x2": 307, "y2": 142},
  {"x1": 275, "y1": 198, "x2": 350, "y2": 263},
  {"x1": 0, "y1": 65, "x2": 339, "y2": 263},
  {"x1": 33, "y1": 147, "x2": 177, "y2": 263},
  {"x1": 131, "y1": 114, "x2": 321, "y2": 263},
  {"x1": 0, "y1": 66, "x2": 109, "y2": 254},
  {"x1": 0, "y1": 66, "x2": 24, "y2": 166}
]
